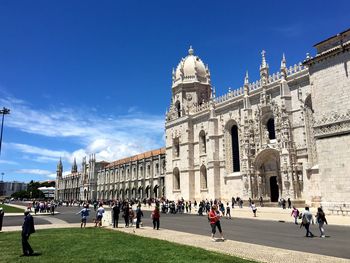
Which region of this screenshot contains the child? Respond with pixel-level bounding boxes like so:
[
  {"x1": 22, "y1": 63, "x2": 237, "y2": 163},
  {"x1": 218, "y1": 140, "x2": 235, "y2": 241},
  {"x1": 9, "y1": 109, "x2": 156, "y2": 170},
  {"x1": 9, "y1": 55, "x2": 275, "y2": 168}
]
[{"x1": 250, "y1": 201, "x2": 257, "y2": 217}]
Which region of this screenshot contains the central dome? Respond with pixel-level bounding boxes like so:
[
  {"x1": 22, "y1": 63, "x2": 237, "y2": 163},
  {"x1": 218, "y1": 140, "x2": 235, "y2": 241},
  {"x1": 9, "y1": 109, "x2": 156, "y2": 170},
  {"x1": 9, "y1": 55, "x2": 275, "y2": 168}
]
[{"x1": 172, "y1": 46, "x2": 210, "y2": 87}]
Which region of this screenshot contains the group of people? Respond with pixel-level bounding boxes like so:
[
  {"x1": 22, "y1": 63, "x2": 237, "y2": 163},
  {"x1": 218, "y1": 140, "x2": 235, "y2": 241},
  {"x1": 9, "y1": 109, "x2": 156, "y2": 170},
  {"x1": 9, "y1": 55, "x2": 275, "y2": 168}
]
[
  {"x1": 291, "y1": 206, "x2": 328, "y2": 238},
  {"x1": 30, "y1": 201, "x2": 55, "y2": 215},
  {"x1": 76, "y1": 203, "x2": 105, "y2": 228}
]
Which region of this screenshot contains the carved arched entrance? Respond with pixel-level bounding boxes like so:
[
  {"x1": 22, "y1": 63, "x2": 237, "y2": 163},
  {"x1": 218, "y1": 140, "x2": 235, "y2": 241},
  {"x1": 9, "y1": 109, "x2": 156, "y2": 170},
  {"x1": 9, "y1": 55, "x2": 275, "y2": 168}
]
[{"x1": 254, "y1": 148, "x2": 281, "y2": 202}]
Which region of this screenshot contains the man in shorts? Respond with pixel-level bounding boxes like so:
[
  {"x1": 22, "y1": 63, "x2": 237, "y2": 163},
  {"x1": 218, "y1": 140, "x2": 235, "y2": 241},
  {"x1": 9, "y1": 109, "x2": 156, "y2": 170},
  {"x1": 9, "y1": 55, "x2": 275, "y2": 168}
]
[
  {"x1": 76, "y1": 204, "x2": 90, "y2": 228},
  {"x1": 95, "y1": 203, "x2": 105, "y2": 227},
  {"x1": 208, "y1": 205, "x2": 224, "y2": 241}
]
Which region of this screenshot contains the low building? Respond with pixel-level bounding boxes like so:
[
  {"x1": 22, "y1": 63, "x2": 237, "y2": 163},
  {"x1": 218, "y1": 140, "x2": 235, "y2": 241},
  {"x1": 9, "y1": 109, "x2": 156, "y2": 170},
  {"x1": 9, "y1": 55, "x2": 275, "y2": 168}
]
[
  {"x1": 38, "y1": 186, "x2": 55, "y2": 199},
  {"x1": 97, "y1": 148, "x2": 166, "y2": 200},
  {"x1": 0, "y1": 181, "x2": 27, "y2": 197}
]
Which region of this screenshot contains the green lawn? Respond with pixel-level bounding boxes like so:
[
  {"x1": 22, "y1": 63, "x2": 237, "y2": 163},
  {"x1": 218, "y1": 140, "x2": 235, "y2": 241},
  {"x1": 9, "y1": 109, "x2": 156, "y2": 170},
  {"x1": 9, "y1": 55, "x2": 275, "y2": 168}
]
[
  {"x1": 0, "y1": 228, "x2": 255, "y2": 263},
  {"x1": 0, "y1": 204, "x2": 24, "y2": 213}
]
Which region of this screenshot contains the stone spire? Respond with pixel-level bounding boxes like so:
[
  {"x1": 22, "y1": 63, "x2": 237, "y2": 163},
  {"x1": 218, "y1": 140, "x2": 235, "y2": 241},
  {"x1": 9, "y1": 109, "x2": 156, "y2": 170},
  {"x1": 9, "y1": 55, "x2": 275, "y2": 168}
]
[
  {"x1": 259, "y1": 50, "x2": 269, "y2": 86},
  {"x1": 260, "y1": 50, "x2": 269, "y2": 70},
  {"x1": 172, "y1": 67, "x2": 176, "y2": 83},
  {"x1": 57, "y1": 157, "x2": 63, "y2": 178},
  {"x1": 243, "y1": 71, "x2": 251, "y2": 110},
  {"x1": 280, "y1": 53, "x2": 287, "y2": 79},
  {"x1": 71, "y1": 157, "x2": 78, "y2": 173},
  {"x1": 244, "y1": 71, "x2": 249, "y2": 85}
]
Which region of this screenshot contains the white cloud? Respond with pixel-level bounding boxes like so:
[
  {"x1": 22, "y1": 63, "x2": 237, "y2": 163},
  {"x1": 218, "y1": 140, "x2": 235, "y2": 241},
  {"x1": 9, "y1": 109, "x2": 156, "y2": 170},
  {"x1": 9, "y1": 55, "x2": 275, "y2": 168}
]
[
  {"x1": 0, "y1": 160, "x2": 19, "y2": 165},
  {"x1": 47, "y1": 171, "x2": 70, "y2": 179},
  {"x1": 1, "y1": 93, "x2": 165, "y2": 166},
  {"x1": 14, "y1": 169, "x2": 52, "y2": 175},
  {"x1": 7, "y1": 143, "x2": 70, "y2": 160}
]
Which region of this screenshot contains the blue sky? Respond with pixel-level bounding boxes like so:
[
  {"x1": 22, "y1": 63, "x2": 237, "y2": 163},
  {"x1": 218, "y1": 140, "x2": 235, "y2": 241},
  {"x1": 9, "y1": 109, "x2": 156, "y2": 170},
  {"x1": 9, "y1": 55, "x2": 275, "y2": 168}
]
[{"x1": 0, "y1": 0, "x2": 349, "y2": 182}]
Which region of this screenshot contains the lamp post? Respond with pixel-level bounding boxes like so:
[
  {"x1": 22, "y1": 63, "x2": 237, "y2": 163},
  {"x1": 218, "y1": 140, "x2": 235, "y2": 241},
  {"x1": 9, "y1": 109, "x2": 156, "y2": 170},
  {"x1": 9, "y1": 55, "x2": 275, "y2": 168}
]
[{"x1": 0, "y1": 107, "x2": 10, "y2": 156}]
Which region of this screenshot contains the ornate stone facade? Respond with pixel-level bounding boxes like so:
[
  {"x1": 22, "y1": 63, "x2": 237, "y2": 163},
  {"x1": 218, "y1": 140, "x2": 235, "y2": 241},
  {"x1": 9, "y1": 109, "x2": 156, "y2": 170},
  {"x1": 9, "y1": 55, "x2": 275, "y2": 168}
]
[
  {"x1": 165, "y1": 29, "x2": 350, "y2": 208},
  {"x1": 56, "y1": 29, "x2": 350, "y2": 209},
  {"x1": 55, "y1": 155, "x2": 109, "y2": 201},
  {"x1": 96, "y1": 148, "x2": 165, "y2": 200}
]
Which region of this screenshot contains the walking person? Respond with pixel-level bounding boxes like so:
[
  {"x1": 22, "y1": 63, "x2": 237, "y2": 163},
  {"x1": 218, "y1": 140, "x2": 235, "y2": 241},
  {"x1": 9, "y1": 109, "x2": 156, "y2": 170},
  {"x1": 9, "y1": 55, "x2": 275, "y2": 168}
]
[
  {"x1": 259, "y1": 196, "x2": 263, "y2": 207},
  {"x1": 301, "y1": 206, "x2": 314, "y2": 237},
  {"x1": 287, "y1": 198, "x2": 292, "y2": 209},
  {"x1": 291, "y1": 206, "x2": 299, "y2": 225},
  {"x1": 0, "y1": 207, "x2": 4, "y2": 231},
  {"x1": 123, "y1": 203, "x2": 130, "y2": 227},
  {"x1": 208, "y1": 205, "x2": 224, "y2": 241},
  {"x1": 151, "y1": 206, "x2": 160, "y2": 230},
  {"x1": 76, "y1": 204, "x2": 90, "y2": 228},
  {"x1": 250, "y1": 201, "x2": 257, "y2": 217},
  {"x1": 135, "y1": 204, "x2": 144, "y2": 229},
  {"x1": 95, "y1": 203, "x2": 105, "y2": 227},
  {"x1": 226, "y1": 202, "x2": 231, "y2": 219},
  {"x1": 112, "y1": 202, "x2": 120, "y2": 228},
  {"x1": 316, "y1": 207, "x2": 328, "y2": 238},
  {"x1": 21, "y1": 210, "x2": 35, "y2": 256},
  {"x1": 50, "y1": 202, "x2": 55, "y2": 215}
]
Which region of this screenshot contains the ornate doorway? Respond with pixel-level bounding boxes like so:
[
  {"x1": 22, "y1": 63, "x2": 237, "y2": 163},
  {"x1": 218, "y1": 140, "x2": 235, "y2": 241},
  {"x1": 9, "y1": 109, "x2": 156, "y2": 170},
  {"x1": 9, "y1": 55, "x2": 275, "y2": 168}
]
[{"x1": 254, "y1": 149, "x2": 281, "y2": 201}]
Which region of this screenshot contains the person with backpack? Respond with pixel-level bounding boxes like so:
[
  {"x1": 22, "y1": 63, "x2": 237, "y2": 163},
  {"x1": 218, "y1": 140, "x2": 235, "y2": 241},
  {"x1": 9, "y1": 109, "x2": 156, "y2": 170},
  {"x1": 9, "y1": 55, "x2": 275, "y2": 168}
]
[
  {"x1": 291, "y1": 206, "x2": 299, "y2": 225},
  {"x1": 316, "y1": 207, "x2": 328, "y2": 238}
]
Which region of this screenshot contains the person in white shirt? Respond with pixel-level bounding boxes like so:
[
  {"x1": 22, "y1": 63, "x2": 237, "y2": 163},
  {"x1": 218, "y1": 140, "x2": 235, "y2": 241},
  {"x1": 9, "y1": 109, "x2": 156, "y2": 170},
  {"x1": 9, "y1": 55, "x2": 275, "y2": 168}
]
[{"x1": 95, "y1": 203, "x2": 105, "y2": 227}]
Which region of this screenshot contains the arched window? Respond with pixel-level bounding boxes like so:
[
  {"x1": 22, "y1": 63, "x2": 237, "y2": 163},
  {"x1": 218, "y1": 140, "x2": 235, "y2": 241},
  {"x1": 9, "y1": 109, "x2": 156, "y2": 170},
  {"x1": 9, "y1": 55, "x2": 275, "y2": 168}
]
[
  {"x1": 147, "y1": 164, "x2": 151, "y2": 178},
  {"x1": 267, "y1": 118, "x2": 276, "y2": 140},
  {"x1": 304, "y1": 94, "x2": 317, "y2": 165},
  {"x1": 231, "y1": 125, "x2": 240, "y2": 172},
  {"x1": 173, "y1": 168, "x2": 180, "y2": 190},
  {"x1": 173, "y1": 138, "x2": 180, "y2": 157},
  {"x1": 133, "y1": 167, "x2": 136, "y2": 179},
  {"x1": 199, "y1": 130, "x2": 206, "y2": 154},
  {"x1": 200, "y1": 165, "x2": 208, "y2": 189},
  {"x1": 175, "y1": 101, "x2": 181, "y2": 117},
  {"x1": 140, "y1": 166, "x2": 143, "y2": 179}
]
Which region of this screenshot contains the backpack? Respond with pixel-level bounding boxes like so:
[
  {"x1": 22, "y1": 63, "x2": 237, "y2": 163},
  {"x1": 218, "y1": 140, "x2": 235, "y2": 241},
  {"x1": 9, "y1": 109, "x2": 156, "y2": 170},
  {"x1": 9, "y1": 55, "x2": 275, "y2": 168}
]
[{"x1": 296, "y1": 209, "x2": 300, "y2": 217}]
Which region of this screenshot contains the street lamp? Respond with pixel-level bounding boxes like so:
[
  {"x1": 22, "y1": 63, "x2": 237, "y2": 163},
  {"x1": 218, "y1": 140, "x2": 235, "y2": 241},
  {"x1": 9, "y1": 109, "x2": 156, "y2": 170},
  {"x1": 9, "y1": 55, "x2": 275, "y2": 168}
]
[{"x1": 0, "y1": 107, "x2": 10, "y2": 156}]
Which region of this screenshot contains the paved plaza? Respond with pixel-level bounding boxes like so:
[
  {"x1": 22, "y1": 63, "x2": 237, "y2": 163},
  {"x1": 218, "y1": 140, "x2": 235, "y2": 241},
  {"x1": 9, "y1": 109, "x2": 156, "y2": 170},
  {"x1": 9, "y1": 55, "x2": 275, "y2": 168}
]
[{"x1": 2, "y1": 203, "x2": 350, "y2": 262}]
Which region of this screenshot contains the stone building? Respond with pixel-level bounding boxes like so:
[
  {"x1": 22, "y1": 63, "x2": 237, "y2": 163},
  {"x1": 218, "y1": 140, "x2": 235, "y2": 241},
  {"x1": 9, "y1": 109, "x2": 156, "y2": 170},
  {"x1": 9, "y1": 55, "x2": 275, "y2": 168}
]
[
  {"x1": 55, "y1": 155, "x2": 109, "y2": 201},
  {"x1": 96, "y1": 148, "x2": 165, "y2": 201},
  {"x1": 165, "y1": 29, "x2": 350, "y2": 208}
]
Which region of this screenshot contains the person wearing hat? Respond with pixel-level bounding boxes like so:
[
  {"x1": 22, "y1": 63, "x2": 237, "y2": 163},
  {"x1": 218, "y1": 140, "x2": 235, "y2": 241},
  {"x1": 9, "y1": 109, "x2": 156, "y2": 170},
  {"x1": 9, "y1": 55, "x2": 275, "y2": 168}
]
[
  {"x1": 0, "y1": 207, "x2": 4, "y2": 231},
  {"x1": 21, "y1": 210, "x2": 35, "y2": 256}
]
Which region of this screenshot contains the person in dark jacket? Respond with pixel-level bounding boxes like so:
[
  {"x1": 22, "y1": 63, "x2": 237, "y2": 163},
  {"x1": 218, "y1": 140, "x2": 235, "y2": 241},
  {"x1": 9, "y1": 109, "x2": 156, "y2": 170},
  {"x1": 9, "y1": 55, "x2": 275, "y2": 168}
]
[
  {"x1": 135, "y1": 204, "x2": 144, "y2": 228},
  {"x1": 21, "y1": 210, "x2": 35, "y2": 256},
  {"x1": 152, "y1": 206, "x2": 160, "y2": 230},
  {"x1": 123, "y1": 203, "x2": 130, "y2": 227},
  {"x1": 0, "y1": 207, "x2": 4, "y2": 231},
  {"x1": 112, "y1": 202, "x2": 120, "y2": 228}
]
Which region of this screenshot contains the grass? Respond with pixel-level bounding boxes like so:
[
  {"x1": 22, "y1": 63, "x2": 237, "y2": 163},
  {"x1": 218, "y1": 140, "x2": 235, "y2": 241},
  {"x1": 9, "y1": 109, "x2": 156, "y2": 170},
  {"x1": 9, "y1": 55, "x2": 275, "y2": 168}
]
[
  {"x1": 0, "y1": 228, "x2": 255, "y2": 263},
  {"x1": 0, "y1": 204, "x2": 24, "y2": 213}
]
